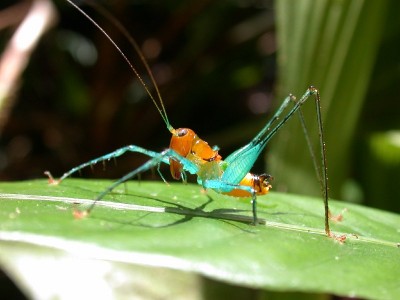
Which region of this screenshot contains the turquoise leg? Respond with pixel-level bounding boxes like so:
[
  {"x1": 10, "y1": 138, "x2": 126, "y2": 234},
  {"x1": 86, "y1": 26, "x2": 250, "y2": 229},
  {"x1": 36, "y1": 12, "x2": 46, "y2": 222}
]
[
  {"x1": 58, "y1": 145, "x2": 170, "y2": 182},
  {"x1": 86, "y1": 148, "x2": 199, "y2": 212},
  {"x1": 202, "y1": 179, "x2": 257, "y2": 224}
]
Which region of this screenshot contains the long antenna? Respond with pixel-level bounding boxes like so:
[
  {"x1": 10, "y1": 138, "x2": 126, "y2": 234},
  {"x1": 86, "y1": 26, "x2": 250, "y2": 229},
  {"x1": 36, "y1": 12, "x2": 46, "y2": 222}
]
[{"x1": 65, "y1": 0, "x2": 174, "y2": 133}]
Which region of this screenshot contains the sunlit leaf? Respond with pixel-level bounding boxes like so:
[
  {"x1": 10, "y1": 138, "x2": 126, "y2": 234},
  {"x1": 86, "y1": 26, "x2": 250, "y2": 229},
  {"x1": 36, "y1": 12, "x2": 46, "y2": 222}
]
[{"x1": 0, "y1": 180, "x2": 399, "y2": 299}]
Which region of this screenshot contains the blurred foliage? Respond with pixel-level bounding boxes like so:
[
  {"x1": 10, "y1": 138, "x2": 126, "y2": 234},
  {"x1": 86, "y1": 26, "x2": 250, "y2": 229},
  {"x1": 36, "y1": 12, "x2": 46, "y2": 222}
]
[
  {"x1": 0, "y1": 0, "x2": 399, "y2": 214},
  {"x1": 271, "y1": 1, "x2": 390, "y2": 203},
  {"x1": 272, "y1": 0, "x2": 400, "y2": 215}
]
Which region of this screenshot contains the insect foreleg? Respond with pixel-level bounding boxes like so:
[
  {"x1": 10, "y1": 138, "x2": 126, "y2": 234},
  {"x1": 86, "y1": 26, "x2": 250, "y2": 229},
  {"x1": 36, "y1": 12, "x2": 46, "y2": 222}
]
[
  {"x1": 83, "y1": 148, "x2": 199, "y2": 213},
  {"x1": 46, "y1": 145, "x2": 170, "y2": 184}
]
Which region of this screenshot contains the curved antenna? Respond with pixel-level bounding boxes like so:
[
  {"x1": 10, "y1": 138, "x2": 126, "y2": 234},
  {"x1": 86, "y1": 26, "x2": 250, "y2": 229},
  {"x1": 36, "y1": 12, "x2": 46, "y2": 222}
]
[{"x1": 65, "y1": 0, "x2": 174, "y2": 133}]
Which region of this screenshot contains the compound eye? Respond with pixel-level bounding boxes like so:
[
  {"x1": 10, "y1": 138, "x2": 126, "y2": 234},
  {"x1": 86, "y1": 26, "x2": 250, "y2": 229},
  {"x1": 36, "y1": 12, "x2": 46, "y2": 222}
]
[{"x1": 177, "y1": 128, "x2": 188, "y2": 137}]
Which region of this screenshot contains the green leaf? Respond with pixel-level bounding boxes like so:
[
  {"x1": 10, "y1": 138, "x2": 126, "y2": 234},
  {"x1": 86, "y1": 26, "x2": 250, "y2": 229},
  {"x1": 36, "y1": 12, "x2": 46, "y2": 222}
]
[{"x1": 0, "y1": 179, "x2": 399, "y2": 299}]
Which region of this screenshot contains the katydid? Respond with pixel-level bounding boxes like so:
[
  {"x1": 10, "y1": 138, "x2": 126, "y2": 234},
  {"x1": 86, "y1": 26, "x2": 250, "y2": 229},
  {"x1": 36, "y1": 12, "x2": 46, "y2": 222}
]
[{"x1": 46, "y1": 0, "x2": 345, "y2": 241}]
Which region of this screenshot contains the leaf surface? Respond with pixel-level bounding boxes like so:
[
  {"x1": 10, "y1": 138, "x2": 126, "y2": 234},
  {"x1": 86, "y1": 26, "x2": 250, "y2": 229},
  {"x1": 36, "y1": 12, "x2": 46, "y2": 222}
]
[{"x1": 0, "y1": 179, "x2": 399, "y2": 299}]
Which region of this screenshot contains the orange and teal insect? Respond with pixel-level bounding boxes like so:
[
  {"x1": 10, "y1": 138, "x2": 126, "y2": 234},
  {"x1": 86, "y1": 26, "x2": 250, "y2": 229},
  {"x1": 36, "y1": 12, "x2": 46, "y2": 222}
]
[{"x1": 46, "y1": 0, "x2": 344, "y2": 241}]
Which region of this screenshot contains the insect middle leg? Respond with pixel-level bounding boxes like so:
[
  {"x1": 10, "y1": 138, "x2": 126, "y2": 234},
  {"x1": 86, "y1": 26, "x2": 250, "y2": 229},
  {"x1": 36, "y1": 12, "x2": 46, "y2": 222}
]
[{"x1": 201, "y1": 179, "x2": 258, "y2": 224}]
